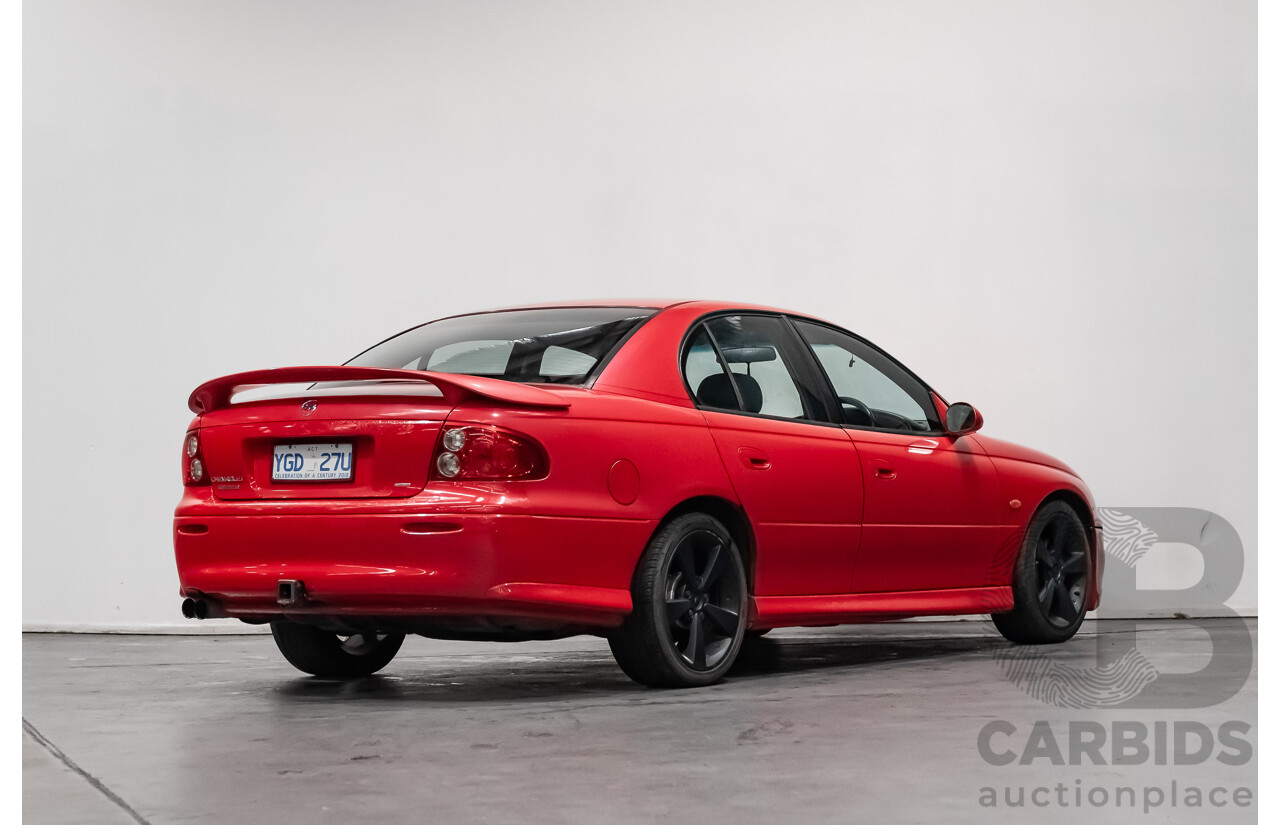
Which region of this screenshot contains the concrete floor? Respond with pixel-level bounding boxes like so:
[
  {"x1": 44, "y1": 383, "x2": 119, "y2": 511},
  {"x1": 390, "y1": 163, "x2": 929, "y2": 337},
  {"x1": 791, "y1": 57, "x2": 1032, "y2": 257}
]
[{"x1": 23, "y1": 619, "x2": 1256, "y2": 824}]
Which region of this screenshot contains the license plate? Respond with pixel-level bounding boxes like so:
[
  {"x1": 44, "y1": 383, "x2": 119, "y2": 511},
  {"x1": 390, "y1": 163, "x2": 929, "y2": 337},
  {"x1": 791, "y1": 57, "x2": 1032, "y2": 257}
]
[{"x1": 272, "y1": 443, "x2": 353, "y2": 481}]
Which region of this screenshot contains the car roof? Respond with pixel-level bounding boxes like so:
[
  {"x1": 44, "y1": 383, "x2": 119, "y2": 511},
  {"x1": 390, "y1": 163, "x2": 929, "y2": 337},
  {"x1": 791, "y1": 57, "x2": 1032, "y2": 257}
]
[
  {"x1": 478, "y1": 298, "x2": 825, "y2": 321},
  {"x1": 482, "y1": 298, "x2": 687, "y2": 311}
]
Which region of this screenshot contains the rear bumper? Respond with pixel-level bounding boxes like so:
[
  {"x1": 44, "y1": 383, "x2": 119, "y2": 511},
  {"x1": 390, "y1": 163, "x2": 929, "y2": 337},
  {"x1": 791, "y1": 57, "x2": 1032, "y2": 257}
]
[{"x1": 174, "y1": 504, "x2": 653, "y2": 629}]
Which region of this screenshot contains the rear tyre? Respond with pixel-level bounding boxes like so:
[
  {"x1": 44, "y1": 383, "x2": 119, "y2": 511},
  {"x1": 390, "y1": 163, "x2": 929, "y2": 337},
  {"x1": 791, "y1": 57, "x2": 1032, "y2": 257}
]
[
  {"x1": 609, "y1": 512, "x2": 748, "y2": 688},
  {"x1": 992, "y1": 500, "x2": 1091, "y2": 644},
  {"x1": 270, "y1": 622, "x2": 405, "y2": 678}
]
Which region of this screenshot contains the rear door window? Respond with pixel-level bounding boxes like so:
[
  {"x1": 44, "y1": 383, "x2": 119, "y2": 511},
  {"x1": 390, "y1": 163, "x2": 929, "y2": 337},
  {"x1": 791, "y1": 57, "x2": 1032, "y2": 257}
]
[{"x1": 684, "y1": 314, "x2": 821, "y2": 420}]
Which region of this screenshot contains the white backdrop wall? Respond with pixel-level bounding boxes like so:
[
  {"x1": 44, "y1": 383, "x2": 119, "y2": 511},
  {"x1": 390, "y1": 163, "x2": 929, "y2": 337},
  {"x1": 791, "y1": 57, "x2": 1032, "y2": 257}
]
[{"x1": 24, "y1": 0, "x2": 1256, "y2": 628}]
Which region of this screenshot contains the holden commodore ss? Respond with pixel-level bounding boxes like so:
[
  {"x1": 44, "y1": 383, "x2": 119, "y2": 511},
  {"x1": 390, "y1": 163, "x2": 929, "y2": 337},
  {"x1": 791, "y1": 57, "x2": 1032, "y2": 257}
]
[{"x1": 174, "y1": 300, "x2": 1102, "y2": 687}]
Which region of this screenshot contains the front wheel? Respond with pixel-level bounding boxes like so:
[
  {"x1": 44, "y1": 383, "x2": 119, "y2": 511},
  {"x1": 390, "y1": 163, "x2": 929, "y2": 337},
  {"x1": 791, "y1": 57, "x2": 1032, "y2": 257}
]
[
  {"x1": 609, "y1": 512, "x2": 748, "y2": 688},
  {"x1": 992, "y1": 500, "x2": 1091, "y2": 644},
  {"x1": 270, "y1": 622, "x2": 405, "y2": 678}
]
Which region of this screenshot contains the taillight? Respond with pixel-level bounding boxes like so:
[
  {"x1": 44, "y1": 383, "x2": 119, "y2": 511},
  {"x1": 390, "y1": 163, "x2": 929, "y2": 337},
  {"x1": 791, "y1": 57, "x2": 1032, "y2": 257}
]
[
  {"x1": 432, "y1": 425, "x2": 548, "y2": 481},
  {"x1": 183, "y1": 429, "x2": 209, "y2": 486}
]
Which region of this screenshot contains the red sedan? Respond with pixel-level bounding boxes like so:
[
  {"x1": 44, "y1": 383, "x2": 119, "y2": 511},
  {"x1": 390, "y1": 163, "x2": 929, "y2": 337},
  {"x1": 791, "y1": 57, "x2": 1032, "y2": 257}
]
[{"x1": 174, "y1": 300, "x2": 1102, "y2": 687}]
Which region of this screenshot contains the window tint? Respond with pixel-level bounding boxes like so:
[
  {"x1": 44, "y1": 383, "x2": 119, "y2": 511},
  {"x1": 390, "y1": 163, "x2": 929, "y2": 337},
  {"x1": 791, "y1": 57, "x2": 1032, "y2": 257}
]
[
  {"x1": 347, "y1": 307, "x2": 655, "y2": 385},
  {"x1": 700, "y1": 315, "x2": 813, "y2": 419},
  {"x1": 794, "y1": 320, "x2": 936, "y2": 432}
]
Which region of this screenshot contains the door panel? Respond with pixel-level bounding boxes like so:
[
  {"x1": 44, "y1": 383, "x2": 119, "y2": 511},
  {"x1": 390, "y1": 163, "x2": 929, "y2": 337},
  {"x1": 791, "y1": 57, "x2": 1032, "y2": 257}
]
[
  {"x1": 702, "y1": 411, "x2": 863, "y2": 596},
  {"x1": 846, "y1": 429, "x2": 1001, "y2": 592}
]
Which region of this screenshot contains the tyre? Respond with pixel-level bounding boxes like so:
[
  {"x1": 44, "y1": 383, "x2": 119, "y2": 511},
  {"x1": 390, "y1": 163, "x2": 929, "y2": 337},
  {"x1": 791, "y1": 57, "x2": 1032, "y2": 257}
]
[
  {"x1": 992, "y1": 500, "x2": 1091, "y2": 644},
  {"x1": 270, "y1": 622, "x2": 405, "y2": 678},
  {"x1": 609, "y1": 512, "x2": 748, "y2": 688}
]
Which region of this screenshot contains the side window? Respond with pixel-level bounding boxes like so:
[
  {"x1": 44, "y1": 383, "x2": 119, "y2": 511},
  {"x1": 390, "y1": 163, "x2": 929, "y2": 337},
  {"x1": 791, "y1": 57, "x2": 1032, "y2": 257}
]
[
  {"x1": 793, "y1": 320, "x2": 936, "y2": 432},
  {"x1": 699, "y1": 315, "x2": 814, "y2": 419}
]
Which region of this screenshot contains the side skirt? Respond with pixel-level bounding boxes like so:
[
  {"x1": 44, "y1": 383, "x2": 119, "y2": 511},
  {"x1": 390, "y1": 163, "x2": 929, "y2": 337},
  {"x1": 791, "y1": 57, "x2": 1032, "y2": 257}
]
[{"x1": 750, "y1": 586, "x2": 1013, "y2": 630}]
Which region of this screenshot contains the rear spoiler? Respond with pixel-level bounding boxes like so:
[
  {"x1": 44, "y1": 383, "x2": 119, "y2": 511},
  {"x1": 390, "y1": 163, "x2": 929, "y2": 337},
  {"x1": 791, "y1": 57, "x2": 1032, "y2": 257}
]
[{"x1": 188, "y1": 366, "x2": 572, "y2": 414}]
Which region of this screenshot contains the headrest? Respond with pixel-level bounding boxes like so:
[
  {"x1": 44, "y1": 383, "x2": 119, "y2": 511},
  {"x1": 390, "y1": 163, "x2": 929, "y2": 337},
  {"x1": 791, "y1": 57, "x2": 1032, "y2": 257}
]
[{"x1": 696, "y1": 372, "x2": 764, "y2": 414}]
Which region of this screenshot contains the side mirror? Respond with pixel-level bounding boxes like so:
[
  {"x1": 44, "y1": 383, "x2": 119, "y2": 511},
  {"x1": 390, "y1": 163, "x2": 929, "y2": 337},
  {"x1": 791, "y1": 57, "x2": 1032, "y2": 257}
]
[{"x1": 944, "y1": 402, "x2": 983, "y2": 436}]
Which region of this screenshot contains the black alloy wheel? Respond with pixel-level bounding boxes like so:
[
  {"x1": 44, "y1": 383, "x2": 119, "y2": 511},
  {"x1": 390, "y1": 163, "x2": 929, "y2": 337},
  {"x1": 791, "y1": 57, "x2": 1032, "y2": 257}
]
[
  {"x1": 993, "y1": 500, "x2": 1091, "y2": 644},
  {"x1": 664, "y1": 528, "x2": 743, "y2": 670},
  {"x1": 1032, "y1": 513, "x2": 1088, "y2": 627},
  {"x1": 609, "y1": 512, "x2": 748, "y2": 687}
]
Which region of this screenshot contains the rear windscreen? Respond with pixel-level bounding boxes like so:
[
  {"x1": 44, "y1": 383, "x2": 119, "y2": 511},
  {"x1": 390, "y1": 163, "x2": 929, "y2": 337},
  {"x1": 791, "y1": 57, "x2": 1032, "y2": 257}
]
[{"x1": 346, "y1": 307, "x2": 658, "y2": 384}]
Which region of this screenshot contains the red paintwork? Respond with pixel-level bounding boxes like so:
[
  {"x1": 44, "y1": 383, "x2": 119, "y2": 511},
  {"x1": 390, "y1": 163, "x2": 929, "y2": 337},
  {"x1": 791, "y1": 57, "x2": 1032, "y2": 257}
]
[
  {"x1": 189, "y1": 366, "x2": 572, "y2": 413},
  {"x1": 174, "y1": 300, "x2": 1102, "y2": 634}
]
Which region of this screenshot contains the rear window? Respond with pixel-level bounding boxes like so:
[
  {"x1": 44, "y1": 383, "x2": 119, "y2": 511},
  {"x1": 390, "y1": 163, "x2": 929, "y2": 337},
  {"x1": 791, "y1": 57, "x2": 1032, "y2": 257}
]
[{"x1": 346, "y1": 307, "x2": 657, "y2": 384}]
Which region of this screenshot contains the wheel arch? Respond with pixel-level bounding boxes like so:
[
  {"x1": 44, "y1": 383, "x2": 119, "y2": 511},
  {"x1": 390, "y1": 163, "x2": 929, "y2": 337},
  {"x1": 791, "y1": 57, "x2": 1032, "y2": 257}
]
[
  {"x1": 1037, "y1": 488, "x2": 1096, "y2": 531},
  {"x1": 1031, "y1": 487, "x2": 1103, "y2": 611},
  {"x1": 649, "y1": 495, "x2": 757, "y2": 592}
]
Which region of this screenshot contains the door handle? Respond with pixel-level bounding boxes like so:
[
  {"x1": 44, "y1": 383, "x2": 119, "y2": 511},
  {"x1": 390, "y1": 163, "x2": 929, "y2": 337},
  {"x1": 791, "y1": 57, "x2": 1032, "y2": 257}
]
[
  {"x1": 872, "y1": 458, "x2": 896, "y2": 480},
  {"x1": 907, "y1": 438, "x2": 939, "y2": 455},
  {"x1": 738, "y1": 447, "x2": 771, "y2": 470}
]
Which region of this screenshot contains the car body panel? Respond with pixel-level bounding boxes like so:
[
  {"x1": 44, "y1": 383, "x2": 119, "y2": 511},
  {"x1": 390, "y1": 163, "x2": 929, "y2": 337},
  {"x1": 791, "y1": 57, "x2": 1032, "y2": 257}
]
[
  {"x1": 175, "y1": 507, "x2": 641, "y2": 628},
  {"x1": 974, "y1": 433, "x2": 1084, "y2": 480},
  {"x1": 971, "y1": 434, "x2": 1103, "y2": 610},
  {"x1": 846, "y1": 427, "x2": 1003, "y2": 593},
  {"x1": 752, "y1": 586, "x2": 1014, "y2": 629},
  {"x1": 699, "y1": 409, "x2": 863, "y2": 596}
]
